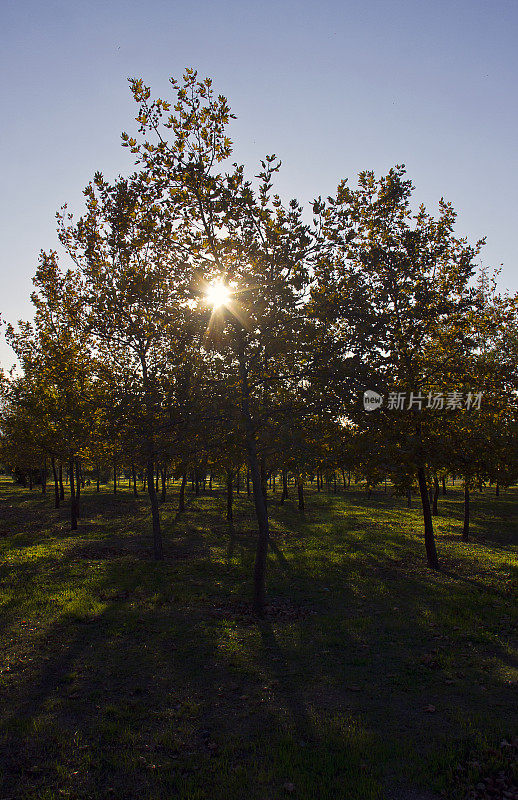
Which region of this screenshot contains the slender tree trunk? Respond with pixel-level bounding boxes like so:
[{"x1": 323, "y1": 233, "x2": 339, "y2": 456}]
[
  {"x1": 407, "y1": 487, "x2": 412, "y2": 508},
  {"x1": 155, "y1": 465, "x2": 160, "y2": 493},
  {"x1": 246, "y1": 468, "x2": 250, "y2": 497},
  {"x1": 209, "y1": 473, "x2": 213, "y2": 492},
  {"x1": 147, "y1": 456, "x2": 163, "y2": 559},
  {"x1": 260, "y1": 458, "x2": 267, "y2": 506},
  {"x1": 178, "y1": 473, "x2": 187, "y2": 513},
  {"x1": 237, "y1": 333, "x2": 270, "y2": 617},
  {"x1": 160, "y1": 468, "x2": 166, "y2": 502},
  {"x1": 334, "y1": 473, "x2": 337, "y2": 494},
  {"x1": 51, "y1": 457, "x2": 60, "y2": 509},
  {"x1": 75, "y1": 459, "x2": 81, "y2": 518},
  {"x1": 462, "y1": 481, "x2": 470, "y2": 541},
  {"x1": 432, "y1": 476, "x2": 439, "y2": 516},
  {"x1": 41, "y1": 459, "x2": 47, "y2": 495},
  {"x1": 281, "y1": 469, "x2": 289, "y2": 504},
  {"x1": 496, "y1": 481, "x2": 500, "y2": 497},
  {"x1": 59, "y1": 465, "x2": 65, "y2": 500},
  {"x1": 113, "y1": 456, "x2": 117, "y2": 495},
  {"x1": 442, "y1": 476, "x2": 447, "y2": 496},
  {"x1": 236, "y1": 469, "x2": 240, "y2": 495},
  {"x1": 226, "y1": 469, "x2": 233, "y2": 522},
  {"x1": 417, "y1": 466, "x2": 439, "y2": 568},
  {"x1": 341, "y1": 468, "x2": 346, "y2": 489},
  {"x1": 132, "y1": 463, "x2": 138, "y2": 496},
  {"x1": 69, "y1": 457, "x2": 78, "y2": 531},
  {"x1": 297, "y1": 476, "x2": 305, "y2": 510},
  {"x1": 195, "y1": 469, "x2": 200, "y2": 496}
]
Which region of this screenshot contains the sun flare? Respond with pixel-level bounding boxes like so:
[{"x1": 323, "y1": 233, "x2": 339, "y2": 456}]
[{"x1": 205, "y1": 281, "x2": 231, "y2": 309}]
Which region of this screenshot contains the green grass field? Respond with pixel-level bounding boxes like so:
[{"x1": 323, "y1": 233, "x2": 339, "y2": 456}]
[{"x1": 0, "y1": 476, "x2": 516, "y2": 800}]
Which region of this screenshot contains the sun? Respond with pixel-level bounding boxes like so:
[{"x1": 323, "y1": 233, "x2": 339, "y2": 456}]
[{"x1": 205, "y1": 281, "x2": 231, "y2": 309}]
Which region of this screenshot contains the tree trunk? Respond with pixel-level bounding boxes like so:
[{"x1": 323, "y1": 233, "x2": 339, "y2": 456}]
[
  {"x1": 59, "y1": 465, "x2": 65, "y2": 500},
  {"x1": 178, "y1": 472, "x2": 187, "y2": 513},
  {"x1": 442, "y1": 476, "x2": 447, "y2": 496},
  {"x1": 160, "y1": 468, "x2": 166, "y2": 502},
  {"x1": 334, "y1": 473, "x2": 337, "y2": 494},
  {"x1": 432, "y1": 476, "x2": 439, "y2": 516},
  {"x1": 496, "y1": 481, "x2": 500, "y2": 497},
  {"x1": 407, "y1": 487, "x2": 412, "y2": 508},
  {"x1": 141, "y1": 349, "x2": 163, "y2": 557},
  {"x1": 147, "y1": 456, "x2": 163, "y2": 560},
  {"x1": 51, "y1": 457, "x2": 60, "y2": 509},
  {"x1": 226, "y1": 469, "x2": 233, "y2": 522},
  {"x1": 237, "y1": 333, "x2": 270, "y2": 617},
  {"x1": 260, "y1": 458, "x2": 267, "y2": 506},
  {"x1": 236, "y1": 469, "x2": 240, "y2": 495},
  {"x1": 281, "y1": 469, "x2": 289, "y2": 504},
  {"x1": 41, "y1": 459, "x2": 47, "y2": 495},
  {"x1": 75, "y1": 459, "x2": 81, "y2": 518},
  {"x1": 297, "y1": 476, "x2": 305, "y2": 510},
  {"x1": 69, "y1": 457, "x2": 78, "y2": 531},
  {"x1": 132, "y1": 463, "x2": 138, "y2": 496},
  {"x1": 462, "y1": 481, "x2": 470, "y2": 541},
  {"x1": 246, "y1": 468, "x2": 250, "y2": 497},
  {"x1": 417, "y1": 466, "x2": 439, "y2": 568},
  {"x1": 113, "y1": 456, "x2": 117, "y2": 495}
]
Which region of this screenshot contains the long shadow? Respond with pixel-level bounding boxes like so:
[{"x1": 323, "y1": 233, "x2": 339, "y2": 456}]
[{"x1": 257, "y1": 619, "x2": 315, "y2": 744}]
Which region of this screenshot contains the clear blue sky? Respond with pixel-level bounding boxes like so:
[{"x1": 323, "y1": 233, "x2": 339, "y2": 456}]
[{"x1": 1, "y1": 0, "x2": 517, "y2": 369}]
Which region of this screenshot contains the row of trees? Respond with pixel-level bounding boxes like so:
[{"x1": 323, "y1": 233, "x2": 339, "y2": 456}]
[{"x1": 1, "y1": 70, "x2": 517, "y2": 613}]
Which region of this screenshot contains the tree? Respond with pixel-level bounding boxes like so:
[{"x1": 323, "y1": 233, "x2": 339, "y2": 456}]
[
  {"x1": 310, "y1": 165, "x2": 487, "y2": 568},
  {"x1": 4, "y1": 252, "x2": 95, "y2": 529},
  {"x1": 126, "y1": 69, "x2": 315, "y2": 613}
]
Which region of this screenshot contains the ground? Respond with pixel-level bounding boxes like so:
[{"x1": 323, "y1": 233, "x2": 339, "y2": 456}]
[{"x1": 0, "y1": 476, "x2": 516, "y2": 800}]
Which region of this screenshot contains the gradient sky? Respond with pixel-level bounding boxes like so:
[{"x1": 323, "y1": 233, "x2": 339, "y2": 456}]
[{"x1": 1, "y1": 0, "x2": 517, "y2": 369}]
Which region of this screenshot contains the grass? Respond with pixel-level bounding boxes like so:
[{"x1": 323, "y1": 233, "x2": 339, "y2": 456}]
[{"x1": 0, "y1": 475, "x2": 516, "y2": 800}]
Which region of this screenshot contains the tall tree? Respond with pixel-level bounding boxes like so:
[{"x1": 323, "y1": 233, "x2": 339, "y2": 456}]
[{"x1": 310, "y1": 165, "x2": 487, "y2": 568}]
